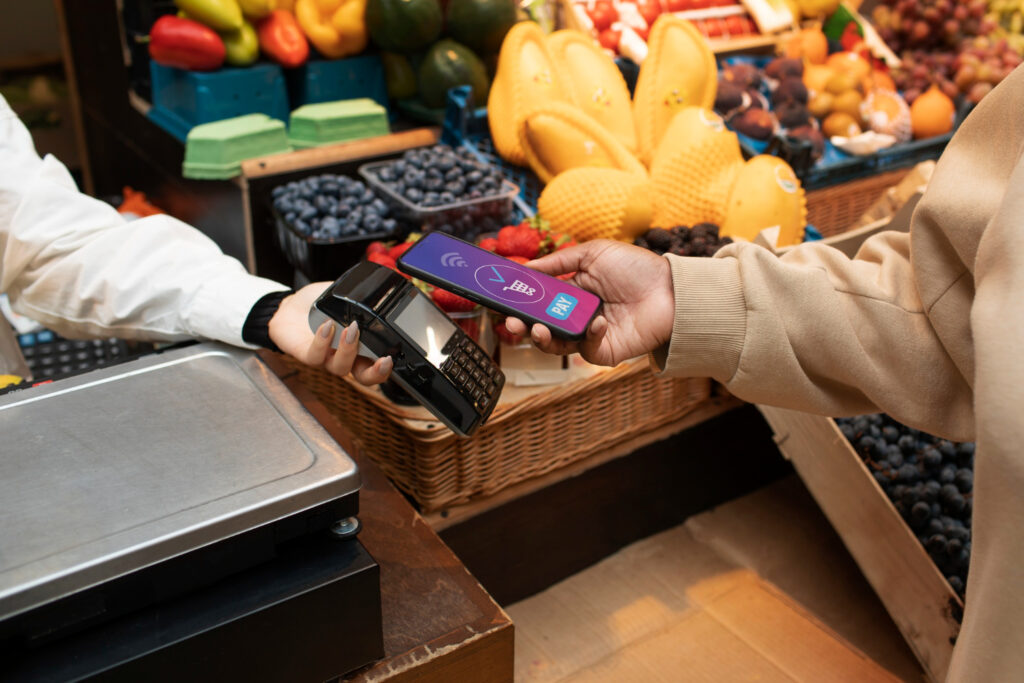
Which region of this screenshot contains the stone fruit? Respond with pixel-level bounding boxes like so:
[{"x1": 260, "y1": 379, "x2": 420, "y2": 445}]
[
  {"x1": 776, "y1": 101, "x2": 812, "y2": 129},
  {"x1": 803, "y1": 64, "x2": 836, "y2": 95},
  {"x1": 787, "y1": 124, "x2": 825, "y2": 161},
  {"x1": 733, "y1": 107, "x2": 777, "y2": 140},
  {"x1": 910, "y1": 84, "x2": 955, "y2": 139},
  {"x1": 773, "y1": 77, "x2": 808, "y2": 106},
  {"x1": 765, "y1": 57, "x2": 804, "y2": 81},
  {"x1": 807, "y1": 91, "x2": 834, "y2": 119},
  {"x1": 822, "y1": 111, "x2": 862, "y2": 138},
  {"x1": 825, "y1": 72, "x2": 861, "y2": 96},
  {"x1": 826, "y1": 51, "x2": 872, "y2": 81},
  {"x1": 831, "y1": 89, "x2": 865, "y2": 123}
]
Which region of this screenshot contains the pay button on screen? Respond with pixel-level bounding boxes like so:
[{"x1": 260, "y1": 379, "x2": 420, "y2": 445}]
[{"x1": 546, "y1": 293, "x2": 578, "y2": 321}]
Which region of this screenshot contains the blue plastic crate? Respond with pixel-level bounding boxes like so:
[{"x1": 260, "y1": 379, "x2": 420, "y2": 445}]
[
  {"x1": 441, "y1": 86, "x2": 541, "y2": 222},
  {"x1": 148, "y1": 62, "x2": 290, "y2": 142},
  {"x1": 285, "y1": 55, "x2": 389, "y2": 112}
]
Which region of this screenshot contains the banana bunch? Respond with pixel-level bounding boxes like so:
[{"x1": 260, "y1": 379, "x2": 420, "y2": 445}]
[{"x1": 987, "y1": 0, "x2": 1024, "y2": 54}]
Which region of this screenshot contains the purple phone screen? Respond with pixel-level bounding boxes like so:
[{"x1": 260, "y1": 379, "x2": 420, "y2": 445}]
[{"x1": 401, "y1": 233, "x2": 601, "y2": 337}]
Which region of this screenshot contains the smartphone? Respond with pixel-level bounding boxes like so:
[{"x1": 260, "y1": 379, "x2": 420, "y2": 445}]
[{"x1": 397, "y1": 232, "x2": 602, "y2": 341}]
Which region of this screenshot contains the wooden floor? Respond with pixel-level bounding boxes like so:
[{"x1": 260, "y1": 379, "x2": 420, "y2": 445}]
[{"x1": 507, "y1": 476, "x2": 926, "y2": 682}]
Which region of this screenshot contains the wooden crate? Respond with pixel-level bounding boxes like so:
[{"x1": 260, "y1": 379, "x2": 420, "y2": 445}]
[{"x1": 757, "y1": 405, "x2": 962, "y2": 683}]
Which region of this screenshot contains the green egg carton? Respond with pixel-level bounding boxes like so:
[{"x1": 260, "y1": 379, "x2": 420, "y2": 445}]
[
  {"x1": 182, "y1": 114, "x2": 292, "y2": 180},
  {"x1": 288, "y1": 98, "x2": 390, "y2": 149}
]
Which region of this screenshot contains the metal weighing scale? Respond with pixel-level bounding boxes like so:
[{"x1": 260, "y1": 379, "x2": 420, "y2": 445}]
[{"x1": 0, "y1": 343, "x2": 383, "y2": 681}]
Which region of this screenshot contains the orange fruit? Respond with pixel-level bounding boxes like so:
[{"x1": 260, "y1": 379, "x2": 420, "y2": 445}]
[
  {"x1": 826, "y1": 51, "x2": 872, "y2": 81},
  {"x1": 910, "y1": 84, "x2": 955, "y2": 139},
  {"x1": 867, "y1": 70, "x2": 896, "y2": 93},
  {"x1": 785, "y1": 27, "x2": 829, "y2": 65},
  {"x1": 822, "y1": 111, "x2": 861, "y2": 138}
]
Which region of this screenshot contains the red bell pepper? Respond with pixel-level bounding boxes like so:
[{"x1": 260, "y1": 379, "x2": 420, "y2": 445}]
[
  {"x1": 256, "y1": 9, "x2": 309, "y2": 67},
  {"x1": 149, "y1": 15, "x2": 226, "y2": 71}
]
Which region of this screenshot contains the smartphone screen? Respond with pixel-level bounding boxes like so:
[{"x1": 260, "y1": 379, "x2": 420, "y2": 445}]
[{"x1": 398, "y1": 232, "x2": 602, "y2": 341}]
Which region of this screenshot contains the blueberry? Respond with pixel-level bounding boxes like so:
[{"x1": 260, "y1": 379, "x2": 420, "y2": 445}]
[
  {"x1": 956, "y1": 442, "x2": 975, "y2": 466},
  {"x1": 321, "y1": 181, "x2": 340, "y2": 195},
  {"x1": 379, "y1": 167, "x2": 395, "y2": 182},
  {"x1": 321, "y1": 215, "x2": 339, "y2": 231},
  {"x1": 467, "y1": 189, "x2": 483, "y2": 199},
  {"x1": 363, "y1": 213, "x2": 382, "y2": 231},
  {"x1": 898, "y1": 434, "x2": 916, "y2": 453},
  {"x1": 439, "y1": 191, "x2": 455, "y2": 204},
  {"x1": 382, "y1": 218, "x2": 397, "y2": 233},
  {"x1": 405, "y1": 187, "x2": 424, "y2": 203},
  {"x1": 938, "y1": 440, "x2": 957, "y2": 461},
  {"x1": 272, "y1": 185, "x2": 286, "y2": 198},
  {"x1": 927, "y1": 517, "x2": 945, "y2": 536},
  {"x1": 392, "y1": 160, "x2": 407, "y2": 175},
  {"x1": 300, "y1": 205, "x2": 318, "y2": 220},
  {"x1": 437, "y1": 157, "x2": 455, "y2": 172},
  {"x1": 446, "y1": 180, "x2": 466, "y2": 196},
  {"x1": 898, "y1": 463, "x2": 919, "y2": 482},
  {"x1": 403, "y1": 171, "x2": 423, "y2": 189},
  {"x1": 314, "y1": 195, "x2": 331, "y2": 213},
  {"x1": 436, "y1": 223, "x2": 455, "y2": 234},
  {"x1": 911, "y1": 501, "x2": 931, "y2": 524},
  {"x1": 425, "y1": 177, "x2": 445, "y2": 192},
  {"x1": 954, "y1": 468, "x2": 973, "y2": 493},
  {"x1": 407, "y1": 155, "x2": 423, "y2": 168},
  {"x1": 444, "y1": 167, "x2": 462, "y2": 182},
  {"x1": 392, "y1": 181, "x2": 406, "y2": 195},
  {"x1": 886, "y1": 444, "x2": 904, "y2": 467},
  {"x1": 940, "y1": 465, "x2": 957, "y2": 483},
  {"x1": 921, "y1": 447, "x2": 942, "y2": 469},
  {"x1": 371, "y1": 198, "x2": 389, "y2": 216},
  {"x1": 285, "y1": 211, "x2": 297, "y2": 223},
  {"x1": 466, "y1": 170, "x2": 483, "y2": 185},
  {"x1": 923, "y1": 480, "x2": 941, "y2": 502},
  {"x1": 926, "y1": 534, "x2": 948, "y2": 555},
  {"x1": 294, "y1": 219, "x2": 310, "y2": 235}
]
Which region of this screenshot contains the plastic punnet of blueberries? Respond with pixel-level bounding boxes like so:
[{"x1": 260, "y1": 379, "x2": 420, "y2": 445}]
[
  {"x1": 271, "y1": 173, "x2": 399, "y2": 243},
  {"x1": 837, "y1": 413, "x2": 974, "y2": 600},
  {"x1": 369, "y1": 144, "x2": 509, "y2": 209}
]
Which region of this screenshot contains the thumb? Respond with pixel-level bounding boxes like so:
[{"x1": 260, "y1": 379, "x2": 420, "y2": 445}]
[{"x1": 527, "y1": 243, "x2": 590, "y2": 276}]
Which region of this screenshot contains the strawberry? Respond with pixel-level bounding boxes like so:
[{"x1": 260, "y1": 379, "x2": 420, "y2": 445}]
[
  {"x1": 389, "y1": 241, "x2": 414, "y2": 260},
  {"x1": 496, "y1": 224, "x2": 541, "y2": 259},
  {"x1": 366, "y1": 241, "x2": 389, "y2": 256},
  {"x1": 542, "y1": 230, "x2": 577, "y2": 254},
  {"x1": 478, "y1": 237, "x2": 499, "y2": 252},
  {"x1": 494, "y1": 321, "x2": 525, "y2": 345},
  {"x1": 506, "y1": 255, "x2": 530, "y2": 265},
  {"x1": 557, "y1": 239, "x2": 578, "y2": 251},
  {"x1": 367, "y1": 252, "x2": 397, "y2": 269},
  {"x1": 430, "y1": 287, "x2": 477, "y2": 312}
]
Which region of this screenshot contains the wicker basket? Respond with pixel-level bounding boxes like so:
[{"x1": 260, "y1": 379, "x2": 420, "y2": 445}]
[
  {"x1": 285, "y1": 357, "x2": 711, "y2": 511},
  {"x1": 805, "y1": 167, "x2": 913, "y2": 237}
]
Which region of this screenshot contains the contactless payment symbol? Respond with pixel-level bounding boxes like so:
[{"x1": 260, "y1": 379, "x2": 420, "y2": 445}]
[
  {"x1": 441, "y1": 251, "x2": 469, "y2": 268},
  {"x1": 475, "y1": 265, "x2": 545, "y2": 304},
  {"x1": 546, "y1": 293, "x2": 578, "y2": 320}
]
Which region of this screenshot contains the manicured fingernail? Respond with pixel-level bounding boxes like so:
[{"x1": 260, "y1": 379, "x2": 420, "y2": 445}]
[
  {"x1": 378, "y1": 356, "x2": 393, "y2": 374},
  {"x1": 343, "y1": 321, "x2": 359, "y2": 344},
  {"x1": 319, "y1": 321, "x2": 334, "y2": 339}
]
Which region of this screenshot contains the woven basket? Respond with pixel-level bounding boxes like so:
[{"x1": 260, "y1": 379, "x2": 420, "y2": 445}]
[
  {"x1": 806, "y1": 168, "x2": 912, "y2": 237},
  {"x1": 284, "y1": 357, "x2": 711, "y2": 511}
]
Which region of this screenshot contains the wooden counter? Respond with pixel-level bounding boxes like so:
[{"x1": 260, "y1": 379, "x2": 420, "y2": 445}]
[{"x1": 263, "y1": 352, "x2": 514, "y2": 683}]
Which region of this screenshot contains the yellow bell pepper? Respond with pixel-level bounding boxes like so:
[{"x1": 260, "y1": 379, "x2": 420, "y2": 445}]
[
  {"x1": 275, "y1": 0, "x2": 296, "y2": 10},
  {"x1": 237, "y1": 0, "x2": 275, "y2": 19},
  {"x1": 295, "y1": 0, "x2": 368, "y2": 59}
]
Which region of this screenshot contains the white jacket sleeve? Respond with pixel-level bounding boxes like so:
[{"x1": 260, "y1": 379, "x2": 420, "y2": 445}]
[{"x1": 0, "y1": 95, "x2": 288, "y2": 347}]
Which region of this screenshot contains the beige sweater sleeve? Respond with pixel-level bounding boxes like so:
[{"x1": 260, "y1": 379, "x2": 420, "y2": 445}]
[{"x1": 653, "y1": 234, "x2": 974, "y2": 440}]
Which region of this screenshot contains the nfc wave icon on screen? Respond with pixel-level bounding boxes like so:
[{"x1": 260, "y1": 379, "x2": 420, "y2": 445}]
[{"x1": 441, "y1": 252, "x2": 469, "y2": 268}]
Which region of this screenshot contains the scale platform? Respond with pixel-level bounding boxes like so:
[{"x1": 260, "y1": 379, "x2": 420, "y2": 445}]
[{"x1": 0, "y1": 343, "x2": 381, "y2": 678}]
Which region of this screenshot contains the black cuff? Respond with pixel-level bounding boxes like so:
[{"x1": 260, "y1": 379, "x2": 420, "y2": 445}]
[{"x1": 242, "y1": 289, "x2": 293, "y2": 353}]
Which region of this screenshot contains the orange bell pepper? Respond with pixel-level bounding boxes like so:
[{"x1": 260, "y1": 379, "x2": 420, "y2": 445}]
[{"x1": 294, "y1": 0, "x2": 368, "y2": 59}]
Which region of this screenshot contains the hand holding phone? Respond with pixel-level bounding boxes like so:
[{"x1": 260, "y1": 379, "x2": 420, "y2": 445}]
[{"x1": 397, "y1": 232, "x2": 603, "y2": 342}]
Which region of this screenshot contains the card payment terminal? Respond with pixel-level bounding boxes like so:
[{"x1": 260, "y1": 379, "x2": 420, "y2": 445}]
[{"x1": 309, "y1": 261, "x2": 505, "y2": 437}]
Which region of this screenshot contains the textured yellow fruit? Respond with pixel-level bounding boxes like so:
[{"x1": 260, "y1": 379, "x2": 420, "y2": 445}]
[
  {"x1": 649, "y1": 107, "x2": 744, "y2": 228},
  {"x1": 519, "y1": 102, "x2": 648, "y2": 184},
  {"x1": 488, "y1": 22, "x2": 569, "y2": 166},
  {"x1": 721, "y1": 156, "x2": 806, "y2": 247},
  {"x1": 633, "y1": 15, "x2": 717, "y2": 167},
  {"x1": 538, "y1": 168, "x2": 653, "y2": 242},
  {"x1": 546, "y1": 30, "x2": 637, "y2": 155}
]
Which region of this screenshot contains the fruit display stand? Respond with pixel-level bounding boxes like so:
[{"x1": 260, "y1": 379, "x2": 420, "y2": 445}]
[
  {"x1": 281, "y1": 355, "x2": 712, "y2": 511},
  {"x1": 757, "y1": 405, "x2": 961, "y2": 683}
]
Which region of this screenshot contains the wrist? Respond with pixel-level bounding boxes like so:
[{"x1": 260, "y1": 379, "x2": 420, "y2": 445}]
[{"x1": 243, "y1": 289, "x2": 293, "y2": 352}]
